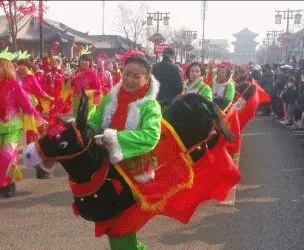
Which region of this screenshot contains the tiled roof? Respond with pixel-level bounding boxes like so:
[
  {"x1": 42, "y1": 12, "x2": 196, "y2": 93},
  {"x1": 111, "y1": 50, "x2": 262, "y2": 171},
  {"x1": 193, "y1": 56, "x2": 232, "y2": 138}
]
[
  {"x1": 233, "y1": 28, "x2": 258, "y2": 38},
  {"x1": 0, "y1": 15, "x2": 142, "y2": 50},
  {"x1": 90, "y1": 34, "x2": 139, "y2": 50},
  {"x1": 0, "y1": 15, "x2": 93, "y2": 44}
]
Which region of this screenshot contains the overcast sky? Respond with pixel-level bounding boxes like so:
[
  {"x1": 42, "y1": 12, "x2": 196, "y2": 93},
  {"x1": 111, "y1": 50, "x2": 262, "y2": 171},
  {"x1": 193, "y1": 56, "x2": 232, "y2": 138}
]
[{"x1": 1, "y1": 1, "x2": 303, "y2": 50}]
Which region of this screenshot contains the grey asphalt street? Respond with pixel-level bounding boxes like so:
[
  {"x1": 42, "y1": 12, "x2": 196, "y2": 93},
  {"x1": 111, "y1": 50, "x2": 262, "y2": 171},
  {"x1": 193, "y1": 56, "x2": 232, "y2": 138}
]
[{"x1": 1, "y1": 117, "x2": 304, "y2": 250}]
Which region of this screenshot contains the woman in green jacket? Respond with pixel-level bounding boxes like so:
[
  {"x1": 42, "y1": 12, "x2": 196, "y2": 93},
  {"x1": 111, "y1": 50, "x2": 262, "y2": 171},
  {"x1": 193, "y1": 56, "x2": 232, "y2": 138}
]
[
  {"x1": 88, "y1": 54, "x2": 162, "y2": 250},
  {"x1": 183, "y1": 62, "x2": 213, "y2": 101}
]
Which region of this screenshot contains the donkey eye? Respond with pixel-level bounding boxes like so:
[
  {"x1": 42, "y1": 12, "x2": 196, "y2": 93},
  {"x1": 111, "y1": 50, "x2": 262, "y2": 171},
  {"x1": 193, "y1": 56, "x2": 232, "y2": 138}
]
[{"x1": 58, "y1": 141, "x2": 69, "y2": 149}]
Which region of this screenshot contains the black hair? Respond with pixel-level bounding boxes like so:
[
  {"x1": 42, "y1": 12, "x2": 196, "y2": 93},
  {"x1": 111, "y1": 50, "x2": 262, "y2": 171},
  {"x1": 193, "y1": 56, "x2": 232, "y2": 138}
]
[
  {"x1": 124, "y1": 55, "x2": 151, "y2": 74},
  {"x1": 185, "y1": 62, "x2": 206, "y2": 79},
  {"x1": 79, "y1": 54, "x2": 93, "y2": 67},
  {"x1": 17, "y1": 59, "x2": 36, "y2": 73}
]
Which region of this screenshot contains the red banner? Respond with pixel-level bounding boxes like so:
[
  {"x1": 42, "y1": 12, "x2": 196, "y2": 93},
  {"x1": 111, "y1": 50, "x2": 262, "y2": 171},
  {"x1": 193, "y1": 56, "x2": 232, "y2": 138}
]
[{"x1": 154, "y1": 43, "x2": 169, "y2": 55}]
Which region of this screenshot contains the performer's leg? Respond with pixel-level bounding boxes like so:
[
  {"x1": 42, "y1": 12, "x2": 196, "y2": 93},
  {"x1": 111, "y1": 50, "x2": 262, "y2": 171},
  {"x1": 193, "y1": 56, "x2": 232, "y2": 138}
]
[
  {"x1": 108, "y1": 233, "x2": 148, "y2": 250},
  {"x1": 0, "y1": 129, "x2": 23, "y2": 198},
  {"x1": 0, "y1": 144, "x2": 18, "y2": 198}
]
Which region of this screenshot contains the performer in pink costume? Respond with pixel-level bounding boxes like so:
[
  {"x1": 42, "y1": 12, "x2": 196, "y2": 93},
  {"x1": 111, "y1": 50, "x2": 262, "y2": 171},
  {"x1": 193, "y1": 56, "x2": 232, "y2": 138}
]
[
  {"x1": 96, "y1": 58, "x2": 113, "y2": 94},
  {"x1": 0, "y1": 48, "x2": 45, "y2": 198},
  {"x1": 71, "y1": 46, "x2": 102, "y2": 115}
]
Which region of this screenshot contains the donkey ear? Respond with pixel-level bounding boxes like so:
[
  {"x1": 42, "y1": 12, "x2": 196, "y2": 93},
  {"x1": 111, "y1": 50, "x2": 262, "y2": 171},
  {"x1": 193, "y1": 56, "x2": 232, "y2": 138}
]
[{"x1": 76, "y1": 88, "x2": 89, "y2": 131}]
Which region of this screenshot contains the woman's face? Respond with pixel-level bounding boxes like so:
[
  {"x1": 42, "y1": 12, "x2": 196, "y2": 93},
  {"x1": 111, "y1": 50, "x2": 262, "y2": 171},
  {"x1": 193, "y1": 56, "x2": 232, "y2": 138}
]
[
  {"x1": 217, "y1": 67, "x2": 228, "y2": 84},
  {"x1": 16, "y1": 64, "x2": 29, "y2": 77},
  {"x1": 80, "y1": 59, "x2": 90, "y2": 69},
  {"x1": 189, "y1": 65, "x2": 201, "y2": 82},
  {"x1": 122, "y1": 62, "x2": 149, "y2": 93}
]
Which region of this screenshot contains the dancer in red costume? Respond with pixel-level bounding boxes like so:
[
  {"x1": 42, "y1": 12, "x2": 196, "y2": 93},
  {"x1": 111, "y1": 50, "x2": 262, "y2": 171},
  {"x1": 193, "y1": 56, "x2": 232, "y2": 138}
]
[
  {"x1": 40, "y1": 55, "x2": 65, "y2": 112},
  {"x1": 16, "y1": 51, "x2": 54, "y2": 143}
]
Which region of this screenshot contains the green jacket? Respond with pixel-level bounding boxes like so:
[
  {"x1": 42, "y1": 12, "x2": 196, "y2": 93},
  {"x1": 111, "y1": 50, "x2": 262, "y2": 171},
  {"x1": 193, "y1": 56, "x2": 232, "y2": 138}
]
[
  {"x1": 88, "y1": 76, "x2": 162, "y2": 163},
  {"x1": 184, "y1": 78, "x2": 213, "y2": 101},
  {"x1": 212, "y1": 79, "x2": 235, "y2": 104}
]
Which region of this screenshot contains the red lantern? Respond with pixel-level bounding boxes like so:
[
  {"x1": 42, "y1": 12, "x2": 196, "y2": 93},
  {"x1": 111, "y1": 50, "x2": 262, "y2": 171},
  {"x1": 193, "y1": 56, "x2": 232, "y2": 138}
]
[{"x1": 91, "y1": 45, "x2": 96, "y2": 50}]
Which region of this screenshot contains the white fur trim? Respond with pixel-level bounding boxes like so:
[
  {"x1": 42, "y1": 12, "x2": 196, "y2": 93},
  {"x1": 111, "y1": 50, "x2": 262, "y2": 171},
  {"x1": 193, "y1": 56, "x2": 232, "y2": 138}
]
[
  {"x1": 125, "y1": 103, "x2": 141, "y2": 129},
  {"x1": 102, "y1": 76, "x2": 160, "y2": 130},
  {"x1": 103, "y1": 128, "x2": 123, "y2": 164},
  {"x1": 23, "y1": 142, "x2": 43, "y2": 167},
  {"x1": 134, "y1": 171, "x2": 155, "y2": 183},
  {"x1": 102, "y1": 84, "x2": 120, "y2": 129}
]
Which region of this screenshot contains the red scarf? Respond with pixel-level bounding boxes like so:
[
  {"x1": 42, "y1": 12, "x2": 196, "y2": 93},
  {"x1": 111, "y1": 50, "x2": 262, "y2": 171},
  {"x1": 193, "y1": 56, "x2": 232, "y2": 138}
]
[
  {"x1": 110, "y1": 83, "x2": 149, "y2": 131},
  {"x1": 0, "y1": 78, "x2": 15, "y2": 122}
]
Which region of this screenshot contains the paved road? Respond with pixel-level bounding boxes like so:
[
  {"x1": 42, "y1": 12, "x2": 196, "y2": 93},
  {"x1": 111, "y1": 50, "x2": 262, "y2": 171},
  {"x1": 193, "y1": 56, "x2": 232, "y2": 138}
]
[{"x1": 1, "y1": 117, "x2": 304, "y2": 250}]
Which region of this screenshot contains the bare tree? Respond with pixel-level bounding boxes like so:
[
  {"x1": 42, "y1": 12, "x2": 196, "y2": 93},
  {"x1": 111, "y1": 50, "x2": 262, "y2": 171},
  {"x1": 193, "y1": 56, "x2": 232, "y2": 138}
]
[
  {"x1": 169, "y1": 27, "x2": 195, "y2": 63},
  {"x1": 0, "y1": 0, "x2": 44, "y2": 51},
  {"x1": 114, "y1": 2, "x2": 149, "y2": 49}
]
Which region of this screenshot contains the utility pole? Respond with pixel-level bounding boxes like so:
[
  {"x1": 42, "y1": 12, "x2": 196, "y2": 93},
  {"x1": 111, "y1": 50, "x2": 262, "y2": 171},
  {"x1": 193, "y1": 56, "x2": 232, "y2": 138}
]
[
  {"x1": 201, "y1": 0, "x2": 207, "y2": 62},
  {"x1": 39, "y1": 0, "x2": 44, "y2": 59},
  {"x1": 102, "y1": 1, "x2": 105, "y2": 35}
]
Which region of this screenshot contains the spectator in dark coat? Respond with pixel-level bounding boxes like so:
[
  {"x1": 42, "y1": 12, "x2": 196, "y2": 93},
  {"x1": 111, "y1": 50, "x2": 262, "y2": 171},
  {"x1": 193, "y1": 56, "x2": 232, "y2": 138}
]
[
  {"x1": 295, "y1": 59, "x2": 304, "y2": 124},
  {"x1": 260, "y1": 64, "x2": 275, "y2": 116},
  {"x1": 272, "y1": 66, "x2": 291, "y2": 120},
  {"x1": 152, "y1": 47, "x2": 183, "y2": 109}
]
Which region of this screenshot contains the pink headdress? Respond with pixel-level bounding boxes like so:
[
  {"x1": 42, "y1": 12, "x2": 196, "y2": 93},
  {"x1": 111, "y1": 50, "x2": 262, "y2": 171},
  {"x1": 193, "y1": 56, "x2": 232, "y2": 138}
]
[
  {"x1": 115, "y1": 49, "x2": 145, "y2": 62},
  {"x1": 96, "y1": 53, "x2": 109, "y2": 63}
]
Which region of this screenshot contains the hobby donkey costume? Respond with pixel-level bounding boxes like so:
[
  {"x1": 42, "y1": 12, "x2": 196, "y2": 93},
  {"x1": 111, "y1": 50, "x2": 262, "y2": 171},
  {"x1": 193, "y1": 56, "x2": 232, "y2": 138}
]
[{"x1": 23, "y1": 54, "x2": 241, "y2": 249}]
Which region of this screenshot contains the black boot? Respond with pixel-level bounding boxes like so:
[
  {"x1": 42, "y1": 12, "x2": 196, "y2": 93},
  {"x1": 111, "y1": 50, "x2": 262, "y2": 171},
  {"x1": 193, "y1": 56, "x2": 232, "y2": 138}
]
[
  {"x1": 35, "y1": 165, "x2": 53, "y2": 179},
  {"x1": 1, "y1": 183, "x2": 16, "y2": 198}
]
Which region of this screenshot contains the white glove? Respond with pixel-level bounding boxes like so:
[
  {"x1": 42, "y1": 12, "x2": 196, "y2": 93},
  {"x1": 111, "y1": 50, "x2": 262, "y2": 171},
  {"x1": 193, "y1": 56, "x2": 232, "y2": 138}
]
[
  {"x1": 94, "y1": 129, "x2": 123, "y2": 164},
  {"x1": 94, "y1": 134, "x2": 105, "y2": 146}
]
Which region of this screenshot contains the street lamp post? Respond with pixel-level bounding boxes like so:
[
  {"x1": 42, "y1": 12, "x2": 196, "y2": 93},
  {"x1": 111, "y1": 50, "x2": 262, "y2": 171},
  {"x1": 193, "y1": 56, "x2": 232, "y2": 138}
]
[
  {"x1": 275, "y1": 9, "x2": 303, "y2": 62},
  {"x1": 267, "y1": 30, "x2": 284, "y2": 46},
  {"x1": 147, "y1": 11, "x2": 170, "y2": 62},
  {"x1": 147, "y1": 11, "x2": 170, "y2": 34}
]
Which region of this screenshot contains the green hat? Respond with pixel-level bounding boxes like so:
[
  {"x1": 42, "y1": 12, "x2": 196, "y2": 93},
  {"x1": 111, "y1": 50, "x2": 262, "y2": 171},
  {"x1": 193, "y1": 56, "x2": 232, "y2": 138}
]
[
  {"x1": 0, "y1": 47, "x2": 14, "y2": 61},
  {"x1": 79, "y1": 45, "x2": 92, "y2": 56},
  {"x1": 17, "y1": 50, "x2": 31, "y2": 61}
]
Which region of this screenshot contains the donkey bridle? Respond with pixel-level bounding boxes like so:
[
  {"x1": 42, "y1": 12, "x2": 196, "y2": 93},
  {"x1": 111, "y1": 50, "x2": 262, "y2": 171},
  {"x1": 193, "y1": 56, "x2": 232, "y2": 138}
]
[{"x1": 34, "y1": 121, "x2": 93, "y2": 162}]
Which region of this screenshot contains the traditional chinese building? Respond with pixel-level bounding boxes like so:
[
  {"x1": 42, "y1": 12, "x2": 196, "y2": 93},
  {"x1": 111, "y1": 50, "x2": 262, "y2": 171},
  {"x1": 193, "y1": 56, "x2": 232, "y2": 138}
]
[
  {"x1": 0, "y1": 15, "x2": 140, "y2": 59},
  {"x1": 232, "y1": 28, "x2": 259, "y2": 64},
  {"x1": 0, "y1": 15, "x2": 94, "y2": 58},
  {"x1": 89, "y1": 34, "x2": 142, "y2": 59}
]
